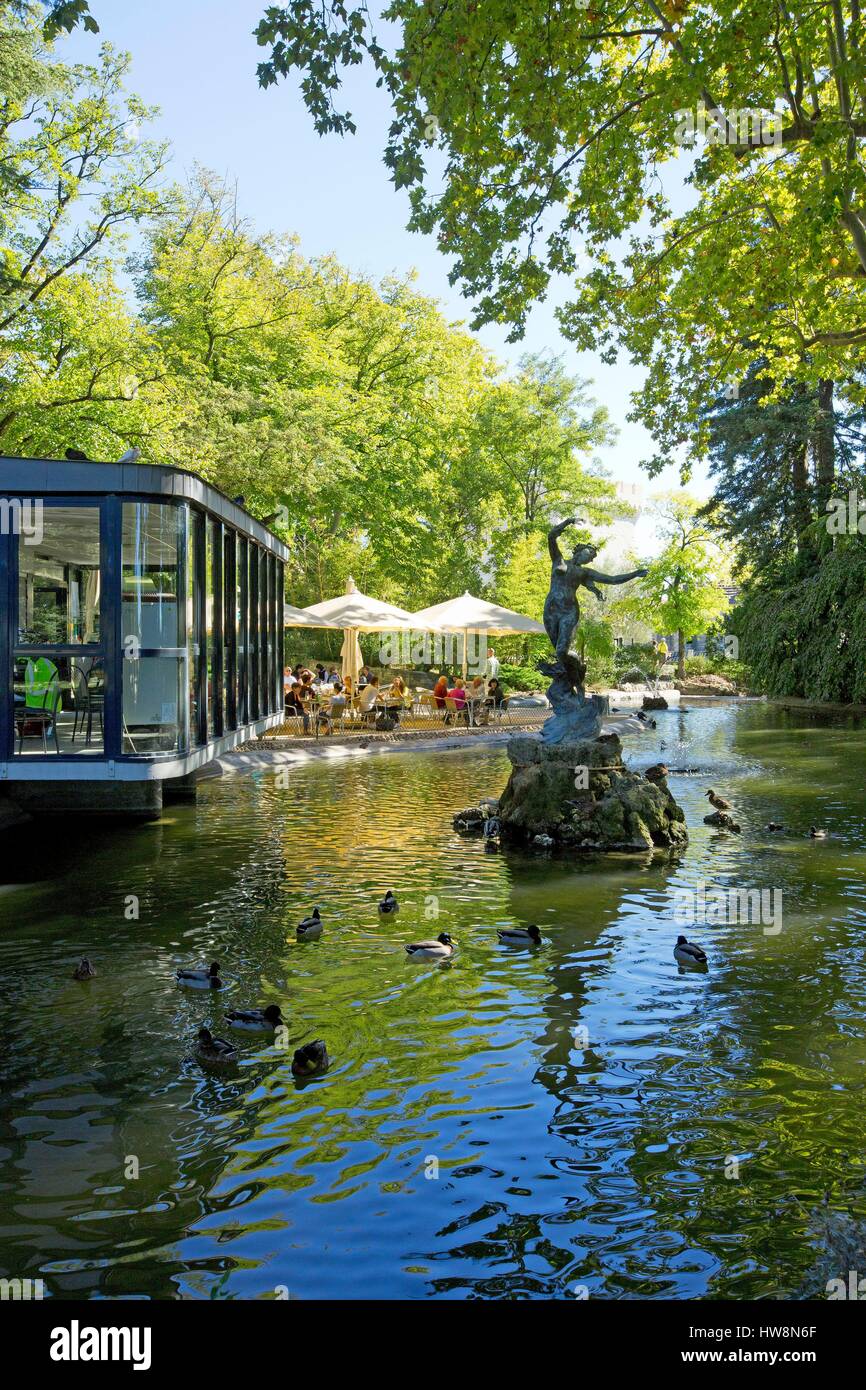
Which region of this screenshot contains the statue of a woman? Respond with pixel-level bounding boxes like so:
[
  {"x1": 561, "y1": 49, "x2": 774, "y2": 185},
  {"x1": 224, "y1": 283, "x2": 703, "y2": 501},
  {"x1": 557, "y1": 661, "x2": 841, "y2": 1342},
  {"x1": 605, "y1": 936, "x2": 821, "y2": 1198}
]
[{"x1": 544, "y1": 518, "x2": 647, "y2": 675}]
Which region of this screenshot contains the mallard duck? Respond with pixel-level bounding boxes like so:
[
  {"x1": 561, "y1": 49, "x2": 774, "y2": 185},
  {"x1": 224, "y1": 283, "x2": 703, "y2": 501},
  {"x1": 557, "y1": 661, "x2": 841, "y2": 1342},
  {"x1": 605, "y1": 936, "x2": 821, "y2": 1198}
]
[
  {"x1": 224, "y1": 1004, "x2": 284, "y2": 1032},
  {"x1": 497, "y1": 925, "x2": 542, "y2": 945},
  {"x1": 72, "y1": 957, "x2": 96, "y2": 980},
  {"x1": 177, "y1": 961, "x2": 223, "y2": 989},
  {"x1": 809, "y1": 826, "x2": 828, "y2": 838},
  {"x1": 766, "y1": 822, "x2": 784, "y2": 832},
  {"x1": 706, "y1": 789, "x2": 732, "y2": 812},
  {"x1": 674, "y1": 935, "x2": 708, "y2": 967},
  {"x1": 195, "y1": 1026, "x2": 238, "y2": 1064},
  {"x1": 378, "y1": 891, "x2": 399, "y2": 915},
  {"x1": 405, "y1": 932, "x2": 456, "y2": 960},
  {"x1": 297, "y1": 909, "x2": 323, "y2": 939},
  {"x1": 291, "y1": 1040, "x2": 329, "y2": 1077}
]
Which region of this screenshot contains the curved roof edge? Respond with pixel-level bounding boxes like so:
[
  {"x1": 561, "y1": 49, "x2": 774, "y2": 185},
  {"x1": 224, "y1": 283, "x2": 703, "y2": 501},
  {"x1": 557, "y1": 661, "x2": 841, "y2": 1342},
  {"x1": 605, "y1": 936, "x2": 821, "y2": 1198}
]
[{"x1": 0, "y1": 455, "x2": 289, "y2": 559}]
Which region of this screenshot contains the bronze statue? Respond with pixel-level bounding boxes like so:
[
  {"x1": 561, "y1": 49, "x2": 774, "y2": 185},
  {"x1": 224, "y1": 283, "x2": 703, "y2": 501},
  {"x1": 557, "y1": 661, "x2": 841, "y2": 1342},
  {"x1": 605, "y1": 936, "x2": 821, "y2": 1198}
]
[{"x1": 540, "y1": 518, "x2": 648, "y2": 742}]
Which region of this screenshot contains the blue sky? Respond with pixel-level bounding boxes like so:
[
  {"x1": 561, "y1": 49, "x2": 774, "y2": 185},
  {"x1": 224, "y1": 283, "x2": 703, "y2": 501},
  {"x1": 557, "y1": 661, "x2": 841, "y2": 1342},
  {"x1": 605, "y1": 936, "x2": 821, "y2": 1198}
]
[{"x1": 66, "y1": 0, "x2": 709, "y2": 521}]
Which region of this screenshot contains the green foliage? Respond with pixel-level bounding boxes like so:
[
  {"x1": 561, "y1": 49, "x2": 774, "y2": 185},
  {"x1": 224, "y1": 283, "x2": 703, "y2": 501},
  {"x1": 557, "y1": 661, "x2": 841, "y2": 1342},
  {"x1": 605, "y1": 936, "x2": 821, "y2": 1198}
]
[
  {"x1": 0, "y1": 12, "x2": 620, "y2": 622},
  {"x1": 255, "y1": 1, "x2": 866, "y2": 469},
  {"x1": 732, "y1": 542, "x2": 866, "y2": 703},
  {"x1": 496, "y1": 663, "x2": 547, "y2": 694},
  {"x1": 39, "y1": 2, "x2": 98, "y2": 38},
  {"x1": 682, "y1": 654, "x2": 751, "y2": 686},
  {"x1": 609, "y1": 493, "x2": 731, "y2": 675}
]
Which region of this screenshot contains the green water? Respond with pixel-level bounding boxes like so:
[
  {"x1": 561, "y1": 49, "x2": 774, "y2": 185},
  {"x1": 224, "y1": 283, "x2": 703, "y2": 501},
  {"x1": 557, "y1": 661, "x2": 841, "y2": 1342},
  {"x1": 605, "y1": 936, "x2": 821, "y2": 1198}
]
[{"x1": 2, "y1": 701, "x2": 866, "y2": 1300}]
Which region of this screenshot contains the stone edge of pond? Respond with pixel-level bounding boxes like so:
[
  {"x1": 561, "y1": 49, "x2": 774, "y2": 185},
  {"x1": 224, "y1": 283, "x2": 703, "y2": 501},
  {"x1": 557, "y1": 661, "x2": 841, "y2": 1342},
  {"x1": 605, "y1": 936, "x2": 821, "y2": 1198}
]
[{"x1": 204, "y1": 716, "x2": 648, "y2": 778}]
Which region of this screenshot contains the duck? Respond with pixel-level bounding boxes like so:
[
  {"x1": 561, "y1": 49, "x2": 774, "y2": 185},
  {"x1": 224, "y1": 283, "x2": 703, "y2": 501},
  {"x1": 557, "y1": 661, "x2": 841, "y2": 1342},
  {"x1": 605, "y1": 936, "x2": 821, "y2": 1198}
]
[
  {"x1": 177, "y1": 961, "x2": 223, "y2": 989},
  {"x1": 72, "y1": 957, "x2": 97, "y2": 980},
  {"x1": 405, "y1": 932, "x2": 456, "y2": 960},
  {"x1": 378, "y1": 891, "x2": 399, "y2": 915},
  {"x1": 291, "y1": 1039, "x2": 330, "y2": 1077},
  {"x1": 195, "y1": 1027, "x2": 238, "y2": 1065},
  {"x1": 224, "y1": 1004, "x2": 285, "y2": 1032},
  {"x1": 706, "y1": 789, "x2": 732, "y2": 812},
  {"x1": 674, "y1": 935, "x2": 708, "y2": 967},
  {"x1": 809, "y1": 826, "x2": 828, "y2": 839},
  {"x1": 297, "y1": 908, "x2": 323, "y2": 939},
  {"x1": 766, "y1": 822, "x2": 784, "y2": 832},
  {"x1": 497, "y1": 925, "x2": 543, "y2": 946}
]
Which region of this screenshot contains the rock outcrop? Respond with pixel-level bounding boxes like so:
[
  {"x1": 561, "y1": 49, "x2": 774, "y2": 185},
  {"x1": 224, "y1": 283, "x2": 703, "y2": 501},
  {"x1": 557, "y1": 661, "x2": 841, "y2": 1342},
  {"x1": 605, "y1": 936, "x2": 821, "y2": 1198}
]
[
  {"x1": 675, "y1": 673, "x2": 738, "y2": 695},
  {"x1": 463, "y1": 733, "x2": 689, "y2": 853}
]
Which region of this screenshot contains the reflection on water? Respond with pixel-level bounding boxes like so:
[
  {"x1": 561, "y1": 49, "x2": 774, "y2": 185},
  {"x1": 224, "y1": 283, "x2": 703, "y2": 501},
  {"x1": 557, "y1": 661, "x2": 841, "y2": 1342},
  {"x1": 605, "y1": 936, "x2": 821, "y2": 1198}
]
[{"x1": 2, "y1": 702, "x2": 866, "y2": 1299}]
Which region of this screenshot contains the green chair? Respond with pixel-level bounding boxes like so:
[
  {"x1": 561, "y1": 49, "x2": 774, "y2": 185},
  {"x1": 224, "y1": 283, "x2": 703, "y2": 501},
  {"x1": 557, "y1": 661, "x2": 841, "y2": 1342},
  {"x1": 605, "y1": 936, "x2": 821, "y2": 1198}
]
[{"x1": 16, "y1": 657, "x2": 61, "y2": 753}]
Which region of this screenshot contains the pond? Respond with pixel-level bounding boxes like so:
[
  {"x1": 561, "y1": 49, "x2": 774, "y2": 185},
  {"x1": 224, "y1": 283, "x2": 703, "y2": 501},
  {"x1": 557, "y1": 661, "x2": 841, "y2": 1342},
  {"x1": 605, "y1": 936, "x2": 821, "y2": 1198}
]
[{"x1": 2, "y1": 700, "x2": 866, "y2": 1300}]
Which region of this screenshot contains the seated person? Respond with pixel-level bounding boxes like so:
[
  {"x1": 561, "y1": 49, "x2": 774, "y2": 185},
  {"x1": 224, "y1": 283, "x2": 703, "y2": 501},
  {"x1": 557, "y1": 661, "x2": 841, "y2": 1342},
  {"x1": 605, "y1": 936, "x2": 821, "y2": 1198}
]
[
  {"x1": 295, "y1": 673, "x2": 315, "y2": 731},
  {"x1": 432, "y1": 674, "x2": 449, "y2": 710},
  {"x1": 382, "y1": 675, "x2": 407, "y2": 722},
  {"x1": 486, "y1": 677, "x2": 506, "y2": 708},
  {"x1": 359, "y1": 675, "x2": 380, "y2": 718},
  {"x1": 446, "y1": 677, "x2": 469, "y2": 723}
]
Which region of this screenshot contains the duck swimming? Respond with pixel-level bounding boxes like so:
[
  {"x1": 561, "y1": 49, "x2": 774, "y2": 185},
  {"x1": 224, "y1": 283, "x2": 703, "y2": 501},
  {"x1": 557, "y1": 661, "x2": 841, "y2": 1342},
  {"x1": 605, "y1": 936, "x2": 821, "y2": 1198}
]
[
  {"x1": 297, "y1": 909, "x2": 323, "y2": 939},
  {"x1": 291, "y1": 1040, "x2": 330, "y2": 1077},
  {"x1": 497, "y1": 925, "x2": 542, "y2": 946},
  {"x1": 72, "y1": 957, "x2": 96, "y2": 980},
  {"x1": 766, "y1": 822, "x2": 784, "y2": 832},
  {"x1": 195, "y1": 1027, "x2": 238, "y2": 1064},
  {"x1": 405, "y1": 932, "x2": 456, "y2": 960},
  {"x1": 177, "y1": 961, "x2": 223, "y2": 989},
  {"x1": 674, "y1": 935, "x2": 708, "y2": 967},
  {"x1": 378, "y1": 891, "x2": 399, "y2": 915},
  {"x1": 809, "y1": 826, "x2": 828, "y2": 838},
  {"x1": 224, "y1": 1004, "x2": 285, "y2": 1032}
]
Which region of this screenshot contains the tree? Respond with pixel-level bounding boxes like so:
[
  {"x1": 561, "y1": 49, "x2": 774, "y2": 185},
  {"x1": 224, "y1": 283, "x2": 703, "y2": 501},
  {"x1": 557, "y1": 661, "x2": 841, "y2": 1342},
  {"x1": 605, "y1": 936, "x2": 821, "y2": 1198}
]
[
  {"x1": 610, "y1": 493, "x2": 730, "y2": 678},
  {"x1": 3, "y1": 2, "x2": 99, "y2": 40},
  {"x1": 255, "y1": 1, "x2": 866, "y2": 471},
  {"x1": 0, "y1": 21, "x2": 168, "y2": 359},
  {"x1": 701, "y1": 370, "x2": 866, "y2": 576}
]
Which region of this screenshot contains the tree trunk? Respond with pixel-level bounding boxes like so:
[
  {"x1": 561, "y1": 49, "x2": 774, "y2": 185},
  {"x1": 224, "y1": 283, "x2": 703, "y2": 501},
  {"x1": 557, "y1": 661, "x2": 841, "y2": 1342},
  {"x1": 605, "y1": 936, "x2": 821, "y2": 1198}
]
[
  {"x1": 791, "y1": 440, "x2": 811, "y2": 540},
  {"x1": 677, "y1": 628, "x2": 685, "y2": 680},
  {"x1": 814, "y1": 379, "x2": 835, "y2": 513}
]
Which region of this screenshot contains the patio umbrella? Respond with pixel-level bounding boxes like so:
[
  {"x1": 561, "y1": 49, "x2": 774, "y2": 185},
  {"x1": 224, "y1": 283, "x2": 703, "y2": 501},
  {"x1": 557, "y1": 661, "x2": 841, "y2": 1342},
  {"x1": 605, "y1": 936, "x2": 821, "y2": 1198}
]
[
  {"x1": 302, "y1": 578, "x2": 418, "y2": 684},
  {"x1": 283, "y1": 602, "x2": 342, "y2": 630},
  {"x1": 340, "y1": 629, "x2": 362, "y2": 687},
  {"x1": 410, "y1": 591, "x2": 545, "y2": 677}
]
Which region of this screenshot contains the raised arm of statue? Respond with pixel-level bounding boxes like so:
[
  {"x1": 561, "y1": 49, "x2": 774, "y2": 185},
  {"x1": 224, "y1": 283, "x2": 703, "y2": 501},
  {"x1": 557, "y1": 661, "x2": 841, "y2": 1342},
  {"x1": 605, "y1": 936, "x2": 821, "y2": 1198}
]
[{"x1": 547, "y1": 517, "x2": 580, "y2": 564}]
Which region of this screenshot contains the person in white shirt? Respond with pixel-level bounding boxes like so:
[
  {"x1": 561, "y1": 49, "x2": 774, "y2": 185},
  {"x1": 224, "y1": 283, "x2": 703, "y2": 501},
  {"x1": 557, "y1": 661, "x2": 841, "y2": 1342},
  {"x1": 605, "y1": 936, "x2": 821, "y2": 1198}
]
[
  {"x1": 486, "y1": 647, "x2": 500, "y2": 678},
  {"x1": 359, "y1": 676, "x2": 379, "y2": 717}
]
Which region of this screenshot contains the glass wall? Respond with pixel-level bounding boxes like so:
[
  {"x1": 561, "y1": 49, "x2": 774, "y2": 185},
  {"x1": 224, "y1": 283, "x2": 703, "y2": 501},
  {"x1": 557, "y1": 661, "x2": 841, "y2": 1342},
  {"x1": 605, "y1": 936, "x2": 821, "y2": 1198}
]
[
  {"x1": 17, "y1": 505, "x2": 101, "y2": 645},
  {"x1": 188, "y1": 509, "x2": 206, "y2": 746},
  {"x1": 13, "y1": 503, "x2": 104, "y2": 756},
  {"x1": 223, "y1": 530, "x2": 237, "y2": 732},
  {"x1": 4, "y1": 490, "x2": 284, "y2": 764},
  {"x1": 211, "y1": 518, "x2": 224, "y2": 738},
  {"x1": 237, "y1": 536, "x2": 248, "y2": 727},
  {"x1": 249, "y1": 544, "x2": 260, "y2": 721},
  {"x1": 121, "y1": 503, "x2": 185, "y2": 754}
]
